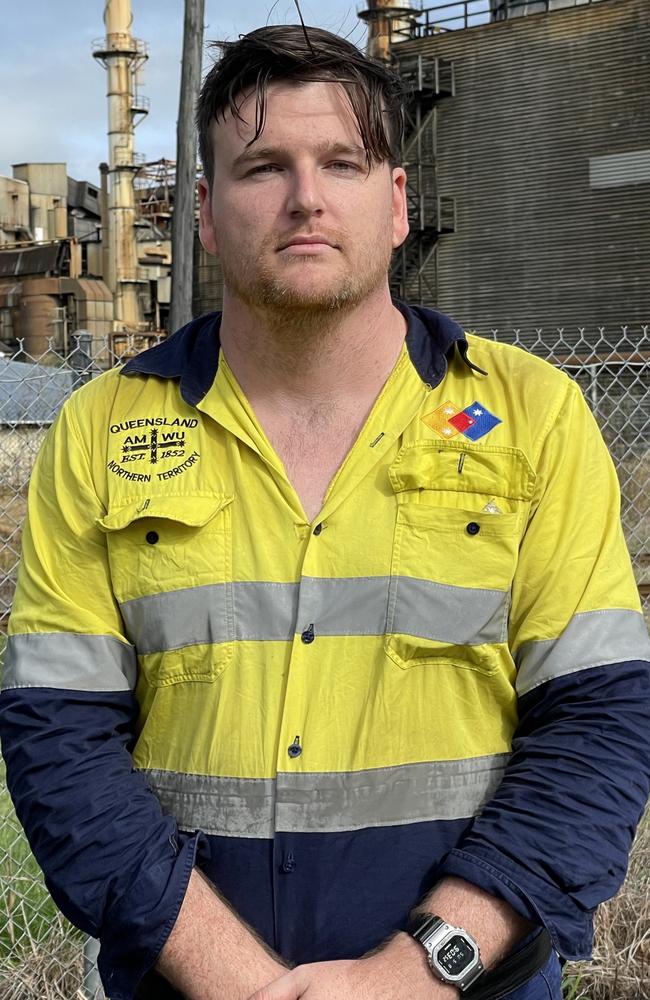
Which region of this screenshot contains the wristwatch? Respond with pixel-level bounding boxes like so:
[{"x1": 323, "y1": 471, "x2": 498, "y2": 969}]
[{"x1": 407, "y1": 913, "x2": 484, "y2": 992}]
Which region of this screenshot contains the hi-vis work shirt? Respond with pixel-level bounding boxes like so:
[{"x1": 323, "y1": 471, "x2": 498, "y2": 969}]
[{"x1": 2, "y1": 305, "x2": 649, "y2": 1000}]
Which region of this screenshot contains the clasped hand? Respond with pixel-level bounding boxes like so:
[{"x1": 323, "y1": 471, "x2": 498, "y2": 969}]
[{"x1": 247, "y1": 937, "x2": 453, "y2": 999}]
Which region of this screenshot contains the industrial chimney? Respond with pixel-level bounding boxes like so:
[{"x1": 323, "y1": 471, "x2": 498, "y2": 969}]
[
  {"x1": 93, "y1": 0, "x2": 149, "y2": 330},
  {"x1": 358, "y1": 0, "x2": 421, "y2": 61}
]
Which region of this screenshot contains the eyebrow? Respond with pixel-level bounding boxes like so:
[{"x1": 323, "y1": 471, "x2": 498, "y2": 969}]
[{"x1": 231, "y1": 142, "x2": 367, "y2": 170}]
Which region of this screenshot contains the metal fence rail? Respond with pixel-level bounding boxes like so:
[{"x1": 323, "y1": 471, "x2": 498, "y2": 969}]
[
  {"x1": 0, "y1": 327, "x2": 648, "y2": 998},
  {"x1": 384, "y1": 0, "x2": 606, "y2": 38}
]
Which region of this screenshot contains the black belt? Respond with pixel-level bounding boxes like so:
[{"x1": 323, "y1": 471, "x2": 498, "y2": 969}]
[{"x1": 463, "y1": 928, "x2": 553, "y2": 1000}]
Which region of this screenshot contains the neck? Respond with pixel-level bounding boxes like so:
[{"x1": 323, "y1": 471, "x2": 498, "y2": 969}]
[{"x1": 218, "y1": 286, "x2": 407, "y2": 406}]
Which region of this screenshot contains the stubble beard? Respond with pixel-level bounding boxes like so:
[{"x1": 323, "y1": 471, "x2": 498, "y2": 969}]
[{"x1": 219, "y1": 229, "x2": 394, "y2": 348}]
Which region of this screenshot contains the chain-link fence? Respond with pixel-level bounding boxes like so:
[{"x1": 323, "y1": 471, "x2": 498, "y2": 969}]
[{"x1": 0, "y1": 327, "x2": 648, "y2": 999}]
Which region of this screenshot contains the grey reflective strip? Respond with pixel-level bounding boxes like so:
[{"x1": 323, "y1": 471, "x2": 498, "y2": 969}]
[
  {"x1": 232, "y1": 581, "x2": 297, "y2": 640},
  {"x1": 122, "y1": 583, "x2": 233, "y2": 655},
  {"x1": 295, "y1": 577, "x2": 389, "y2": 636},
  {"x1": 515, "y1": 609, "x2": 650, "y2": 696},
  {"x1": 390, "y1": 577, "x2": 508, "y2": 646},
  {"x1": 142, "y1": 769, "x2": 276, "y2": 838},
  {"x1": 2, "y1": 633, "x2": 137, "y2": 692},
  {"x1": 140, "y1": 754, "x2": 509, "y2": 837},
  {"x1": 121, "y1": 576, "x2": 509, "y2": 654},
  {"x1": 274, "y1": 754, "x2": 509, "y2": 833}
]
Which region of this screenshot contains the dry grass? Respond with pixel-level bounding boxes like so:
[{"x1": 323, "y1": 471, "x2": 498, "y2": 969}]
[
  {"x1": 0, "y1": 929, "x2": 85, "y2": 1000},
  {"x1": 0, "y1": 766, "x2": 85, "y2": 999},
  {"x1": 0, "y1": 487, "x2": 27, "y2": 624},
  {"x1": 562, "y1": 808, "x2": 649, "y2": 999}
]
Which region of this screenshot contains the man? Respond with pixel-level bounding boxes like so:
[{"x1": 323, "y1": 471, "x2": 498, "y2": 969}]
[{"x1": 1, "y1": 23, "x2": 649, "y2": 1000}]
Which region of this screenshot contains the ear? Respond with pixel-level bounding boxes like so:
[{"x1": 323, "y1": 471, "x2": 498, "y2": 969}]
[
  {"x1": 391, "y1": 167, "x2": 409, "y2": 250},
  {"x1": 198, "y1": 176, "x2": 219, "y2": 256}
]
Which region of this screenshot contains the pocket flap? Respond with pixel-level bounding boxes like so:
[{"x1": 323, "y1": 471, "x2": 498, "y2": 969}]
[
  {"x1": 97, "y1": 493, "x2": 234, "y2": 532},
  {"x1": 389, "y1": 441, "x2": 535, "y2": 501}
]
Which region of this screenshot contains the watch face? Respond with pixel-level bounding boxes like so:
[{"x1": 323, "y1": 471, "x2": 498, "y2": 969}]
[{"x1": 436, "y1": 934, "x2": 477, "y2": 978}]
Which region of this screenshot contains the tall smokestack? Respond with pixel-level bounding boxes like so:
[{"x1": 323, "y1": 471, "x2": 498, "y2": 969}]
[
  {"x1": 93, "y1": 0, "x2": 148, "y2": 329},
  {"x1": 358, "y1": 1, "x2": 419, "y2": 61}
]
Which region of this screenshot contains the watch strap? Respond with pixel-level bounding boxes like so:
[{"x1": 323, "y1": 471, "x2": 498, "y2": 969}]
[
  {"x1": 461, "y1": 928, "x2": 553, "y2": 1000},
  {"x1": 407, "y1": 913, "x2": 445, "y2": 943}
]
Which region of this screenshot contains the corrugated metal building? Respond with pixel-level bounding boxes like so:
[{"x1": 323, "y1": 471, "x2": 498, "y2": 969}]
[
  {"x1": 11, "y1": 163, "x2": 68, "y2": 243},
  {"x1": 0, "y1": 240, "x2": 114, "y2": 356},
  {"x1": 390, "y1": 0, "x2": 650, "y2": 340},
  {"x1": 193, "y1": 231, "x2": 223, "y2": 318},
  {"x1": 0, "y1": 176, "x2": 30, "y2": 246},
  {"x1": 190, "y1": 0, "x2": 648, "y2": 341},
  {"x1": 0, "y1": 359, "x2": 77, "y2": 500},
  {"x1": 0, "y1": 358, "x2": 75, "y2": 425}
]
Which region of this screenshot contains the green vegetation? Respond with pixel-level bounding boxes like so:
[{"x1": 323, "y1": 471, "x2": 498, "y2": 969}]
[
  {"x1": 563, "y1": 974, "x2": 591, "y2": 1000},
  {"x1": 0, "y1": 767, "x2": 60, "y2": 956},
  {"x1": 0, "y1": 764, "x2": 84, "y2": 998}
]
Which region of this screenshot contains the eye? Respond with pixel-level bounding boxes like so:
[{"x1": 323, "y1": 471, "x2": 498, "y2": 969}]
[
  {"x1": 328, "y1": 161, "x2": 359, "y2": 172},
  {"x1": 249, "y1": 163, "x2": 281, "y2": 175}
]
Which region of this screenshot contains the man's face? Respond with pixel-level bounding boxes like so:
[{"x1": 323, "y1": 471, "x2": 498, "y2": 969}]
[{"x1": 198, "y1": 80, "x2": 409, "y2": 315}]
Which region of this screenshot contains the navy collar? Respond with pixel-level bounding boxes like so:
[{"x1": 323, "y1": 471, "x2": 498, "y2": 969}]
[
  {"x1": 122, "y1": 302, "x2": 483, "y2": 406},
  {"x1": 122, "y1": 310, "x2": 221, "y2": 405}
]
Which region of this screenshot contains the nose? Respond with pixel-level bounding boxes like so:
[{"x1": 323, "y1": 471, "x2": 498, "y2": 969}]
[{"x1": 285, "y1": 165, "x2": 324, "y2": 218}]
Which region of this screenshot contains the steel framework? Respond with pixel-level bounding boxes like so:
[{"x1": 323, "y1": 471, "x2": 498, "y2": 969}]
[{"x1": 390, "y1": 53, "x2": 455, "y2": 304}]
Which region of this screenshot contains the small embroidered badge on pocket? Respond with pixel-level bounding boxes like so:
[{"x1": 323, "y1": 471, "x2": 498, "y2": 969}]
[{"x1": 422, "y1": 400, "x2": 502, "y2": 441}]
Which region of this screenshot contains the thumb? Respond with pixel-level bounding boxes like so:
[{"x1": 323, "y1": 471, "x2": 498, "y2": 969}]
[{"x1": 247, "y1": 968, "x2": 302, "y2": 1000}]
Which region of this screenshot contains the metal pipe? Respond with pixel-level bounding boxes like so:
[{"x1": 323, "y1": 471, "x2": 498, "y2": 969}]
[
  {"x1": 99, "y1": 162, "x2": 110, "y2": 288},
  {"x1": 359, "y1": 1, "x2": 418, "y2": 60},
  {"x1": 94, "y1": 0, "x2": 145, "y2": 329}
]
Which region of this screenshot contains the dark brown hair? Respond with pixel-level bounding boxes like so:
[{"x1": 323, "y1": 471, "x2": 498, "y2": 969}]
[{"x1": 196, "y1": 24, "x2": 406, "y2": 188}]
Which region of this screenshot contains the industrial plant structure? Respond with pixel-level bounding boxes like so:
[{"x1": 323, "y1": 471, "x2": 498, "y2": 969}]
[
  {"x1": 358, "y1": 0, "x2": 650, "y2": 341},
  {"x1": 92, "y1": 0, "x2": 150, "y2": 331},
  {"x1": 2, "y1": 0, "x2": 647, "y2": 355},
  {"x1": 0, "y1": 164, "x2": 113, "y2": 356},
  {"x1": 0, "y1": 0, "x2": 170, "y2": 362}
]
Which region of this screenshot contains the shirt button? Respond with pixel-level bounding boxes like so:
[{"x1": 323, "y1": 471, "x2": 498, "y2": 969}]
[
  {"x1": 466, "y1": 522, "x2": 480, "y2": 536},
  {"x1": 313, "y1": 523, "x2": 322, "y2": 536},
  {"x1": 145, "y1": 530, "x2": 159, "y2": 545},
  {"x1": 288, "y1": 737, "x2": 302, "y2": 758},
  {"x1": 281, "y1": 854, "x2": 297, "y2": 873},
  {"x1": 301, "y1": 624, "x2": 315, "y2": 644}
]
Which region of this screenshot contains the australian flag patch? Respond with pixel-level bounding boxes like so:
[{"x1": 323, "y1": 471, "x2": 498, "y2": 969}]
[{"x1": 422, "y1": 399, "x2": 502, "y2": 441}]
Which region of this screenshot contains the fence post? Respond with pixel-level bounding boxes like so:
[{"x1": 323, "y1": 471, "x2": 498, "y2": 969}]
[{"x1": 83, "y1": 937, "x2": 105, "y2": 999}]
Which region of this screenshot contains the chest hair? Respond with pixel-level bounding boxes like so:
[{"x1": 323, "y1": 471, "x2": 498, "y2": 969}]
[{"x1": 263, "y1": 403, "x2": 363, "y2": 520}]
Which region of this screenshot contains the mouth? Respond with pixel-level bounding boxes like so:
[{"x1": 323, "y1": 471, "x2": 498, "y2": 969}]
[{"x1": 278, "y1": 235, "x2": 339, "y2": 251}]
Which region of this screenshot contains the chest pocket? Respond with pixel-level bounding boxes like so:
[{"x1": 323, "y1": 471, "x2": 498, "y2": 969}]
[
  {"x1": 385, "y1": 441, "x2": 534, "y2": 673},
  {"x1": 98, "y1": 493, "x2": 234, "y2": 686},
  {"x1": 99, "y1": 493, "x2": 234, "y2": 603}
]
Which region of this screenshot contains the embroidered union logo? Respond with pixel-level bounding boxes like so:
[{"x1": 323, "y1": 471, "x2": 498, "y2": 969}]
[
  {"x1": 422, "y1": 400, "x2": 501, "y2": 441},
  {"x1": 106, "y1": 415, "x2": 200, "y2": 483}
]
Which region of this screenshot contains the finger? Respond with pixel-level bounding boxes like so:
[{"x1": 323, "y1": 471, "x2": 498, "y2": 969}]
[{"x1": 247, "y1": 969, "x2": 302, "y2": 1000}]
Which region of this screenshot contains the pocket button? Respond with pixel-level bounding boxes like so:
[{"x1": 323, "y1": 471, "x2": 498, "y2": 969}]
[
  {"x1": 466, "y1": 521, "x2": 480, "y2": 536},
  {"x1": 145, "y1": 530, "x2": 159, "y2": 545}
]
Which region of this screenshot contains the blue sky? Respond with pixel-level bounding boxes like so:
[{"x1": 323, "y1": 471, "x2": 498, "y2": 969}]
[{"x1": 1, "y1": 1, "x2": 367, "y2": 184}]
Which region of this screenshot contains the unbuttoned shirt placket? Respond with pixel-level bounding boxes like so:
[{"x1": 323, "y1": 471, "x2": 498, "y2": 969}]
[{"x1": 197, "y1": 348, "x2": 429, "y2": 951}]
